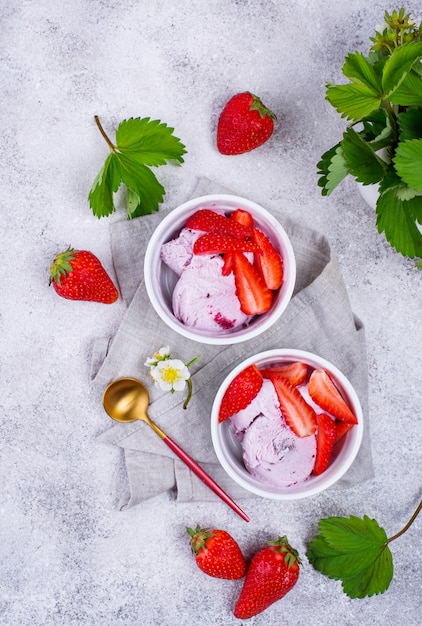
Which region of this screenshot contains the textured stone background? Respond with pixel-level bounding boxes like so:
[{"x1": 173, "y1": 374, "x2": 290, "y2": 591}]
[{"x1": 1, "y1": 1, "x2": 421, "y2": 624}]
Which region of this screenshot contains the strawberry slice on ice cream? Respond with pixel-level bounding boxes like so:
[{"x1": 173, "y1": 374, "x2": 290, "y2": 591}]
[
  {"x1": 261, "y1": 361, "x2": 308, "y2": 387},
  {"x1": 308, "y1": 368, "x2": 358, "y2": 424},
  {"x1": 252, "y1": 227, "x2": 284, "y2": 290},
  {"x1": 313, "y1": 413, "x2": 337, "y2": 476},
  {"x1": 219, "y1": 364, "x2": 263, "y2": 422},
  {"x1": 233, "y1": 252, "x2": 273, "y2": 315},
  {"x1": 271, "y1": 375, "x2": 317, "y2": 437},
  {"x1": 186, "y1": 209, "x2": 253, "y2": 239},
  {"x1": 193, "y1": 233, "x2": 259, "y2": 255}
]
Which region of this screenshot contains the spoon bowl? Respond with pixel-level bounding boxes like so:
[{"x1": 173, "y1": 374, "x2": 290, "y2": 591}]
[
  {"x1": 103, "y1": 377, "x2": 165, "y2": 437},
  {"x1": 102, "y1": 377, "x2": 250, "y2": 522}
]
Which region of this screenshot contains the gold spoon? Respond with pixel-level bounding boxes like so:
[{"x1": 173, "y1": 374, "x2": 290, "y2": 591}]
[{"x1": 103, "y1": 377, "x2": 250, "y2": 522}]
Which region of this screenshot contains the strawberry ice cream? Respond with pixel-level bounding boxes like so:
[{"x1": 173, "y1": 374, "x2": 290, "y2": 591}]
[
  {"x1": 229, "y1": 378, "x2": 317, "y2": 487},
  {"x1": 161, "y1": 227, "x2": 250, "y2": 332}
]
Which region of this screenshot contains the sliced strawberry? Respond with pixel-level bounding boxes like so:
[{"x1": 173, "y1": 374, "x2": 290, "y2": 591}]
[
  {"x1": 193, "y1": 233, "x2": 259, "y2": 255},
  {"x1": 221, "y1": 252, "x2": 234, "y2": 276},
  {"x1": 270, "y1": 375, "x2": 317, "y2": 437},
  {"x1": 231, "y1": 208, "x2": 254, "y2": 228},
  {"x1": 261, "y1": 361, "x2": 308, "y2": 387},
  {"x1": 308, "y1": 369, "x2": 358, "y2": 424},
  {"x1": 313, "y1": 413, "x2": 337, "y2": 476},
  {"x1": 252, "y1": 227, "x2": 284, "y2": 290},
  {"x1": 232, "y1": 252, "x2": 273, "y2": 315},
  {"x1": 186, "y1": 209, "x2": 252, "y2": 239},
  {"x1": 219, "y1": 364, "x2": 263, "y2": 422},
  {"x1": 335, "y1": 421, "x2": 354, "y2": 443}
]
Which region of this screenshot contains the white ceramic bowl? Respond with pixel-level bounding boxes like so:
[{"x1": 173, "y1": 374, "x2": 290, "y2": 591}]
[
  {"x1": 144, "y1": 194, "x2": 296, "y2": 345},
  {"x1": 211, "y1": 349, "x2": 363, "y2": 500}
]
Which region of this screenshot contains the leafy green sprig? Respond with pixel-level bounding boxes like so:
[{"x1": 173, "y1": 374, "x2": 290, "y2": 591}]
[
  {"x1": 318, "y1": 9, "x2": 422, "y2": 263},
  {"x1": 89, "y1": 116, "x2": 186, "y2": 219},
  {"x1": 306, "y1": 499, "x2": 422, "y2": 599}
]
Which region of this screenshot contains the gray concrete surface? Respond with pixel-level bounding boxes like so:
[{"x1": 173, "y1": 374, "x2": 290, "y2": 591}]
[{"x1": 1, "y1": 1, "x2": 421, "y2": 624}]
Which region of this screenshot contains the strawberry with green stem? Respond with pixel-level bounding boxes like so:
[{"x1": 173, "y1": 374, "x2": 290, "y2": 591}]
[
  {"x1": 49, "y1": 247, "x2": 118, "y2": 304},
  {"x1": 186, "y1": 525, "x2": 246, "y2": 580},
  {"x1": 234, "y1": 535, "x2": 301, "y2": 619},
  {"x1": 217, "y1": 92, "x2": 276, "y2": 155}
]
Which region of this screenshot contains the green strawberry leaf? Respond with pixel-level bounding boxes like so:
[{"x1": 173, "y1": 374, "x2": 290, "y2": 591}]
[
  {"x1": 382, "y1": 41, "x2": 422, "y2": 98},
  {"x1": 317, "y1": 143, "x2": 349, "y2": 196},
  {"x1": 88, "y1": 116, "x2": 186, "y2": 219},
  {"x1": 88, "y1": 153, "x2": 122, "y2": 218},
  {"x1": 115, "y1": 117, "x2": 186, "y2": 166},
  {"x1": 117, "y1": 152, "x2": 165, "y2": 217},
  {"x1": 398, "y1": 108, "x2": 422, "y2": 141},
  {"x1": 376, "y1": 172, "x2": 422, "y2": 258},
  {"x1": 393, "y1": 139, "x2": 422, "y2": 191},
  {"x1": 325, "y1": 83, "x2": 381, "y2": 121},
  {"x1": 342, "y1": 52, "x2": 382, "y2": 92},
  {"x1": 306, "y1": 515, "x2": 394, "y2": 599},
  {"x1": 307, "y1": 502, "x2": 422, "y2": 599},
  {"x1": 389, "y1": 69, "x2": 422, "y2": 106},
  {"x1": 341, "y1": 127, "x2": 387, "y2": 185}
]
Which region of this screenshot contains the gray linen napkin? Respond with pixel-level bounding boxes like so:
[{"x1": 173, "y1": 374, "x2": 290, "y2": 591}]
[{"x1": 92, "y1": 177, "x2": 374, "y2": 509}]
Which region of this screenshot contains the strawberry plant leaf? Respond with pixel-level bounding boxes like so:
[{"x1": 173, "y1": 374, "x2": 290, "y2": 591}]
[
  {"x1": 382, "y1": 41, "x2": 422, "y2": 98},
  {"x1": 325, "y1": 83, "x2": 381, "y2": 121},
  {"x1": 116, "y1": 117, "x2": 186, "y2": 166},
  {"x1": 398, "y1": 109, "x2": 422, "y2": 141},
  {"x1": 393, "y1": 139, "x2": 422, "y2": 191},
  {"x1": 389, "y1": 70, "x2": 422, "y2": 106},
  {"x1": 317, "y1": 143, "x2": 349, "y2": 196},
  {"x1": 376, "y1": 172, "x2": 422, "y2": 258},
  {"x1": 88, "y1": 116, "x2": 186, "y2": 219},
  {"x1": 342, "y1": 52, "x2": 382, "y2": 93},
  {"x1": 88, "y1": 153, "x2": 122, "y2": 218},
  {"x1": 342, "y1": 127, "x2": 387, "y2": 185},
  {"x1": 306, "y1": 515, "x2": 394, "y2": 599}
]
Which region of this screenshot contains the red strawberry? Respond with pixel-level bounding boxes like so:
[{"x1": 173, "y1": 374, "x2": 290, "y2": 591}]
[
  {"x1": 313, "y1": 413, "x2": 337, "y2": 476},
  {"x1": 252, "y1": 227, "x2": 284, "y2": 290},
  {"x1": 221, "y1": 252, "x2": 234, "y2": 276},
  {"x1": 261, "y1": 361, "x2": 308, "y2": 387},
  {"x1": 221, "y1": 209, "x2": 254, "y2": 275},
  {"x1": 335, "y1": 421, "x2": 354, "y2": 443},
  {"x1": 270, "y1": 375, "x2": 317, "y2": 437},
  {"x1": 186, "y1": 525, "x2": 246, "y2": 580},
  {"x1": 193, "y1": 233, "x2": 259, "y2": 255},
  {"x1": 217, "y1": 92, "x2": 276, "y2": 155},
  {"x1": 49, "y1": 247, "x2": 118, "y2": 303},
  {"x1": 234, "y1": 536, "x2": 301, "y2": 619},
  {"x1": 231, "y1": 208, "x2": 254, "y2": 228},
  {"x1": 308, "y1": 369, "x2": 358, "y2": 424},
  {"x1": 186, "y1": 209, "x2": 252, "y2": 239},
  {"x1": 233, "y1": 252, "x2": 273, "y2": 315},
  {"x1": 219, "y1": 364, "x2": 263, "y2": 422}
]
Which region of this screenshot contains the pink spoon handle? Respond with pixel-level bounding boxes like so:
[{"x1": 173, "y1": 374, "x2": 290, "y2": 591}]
[{"x1": 163, "y1": 435, "x2": 250, "y2": 522}]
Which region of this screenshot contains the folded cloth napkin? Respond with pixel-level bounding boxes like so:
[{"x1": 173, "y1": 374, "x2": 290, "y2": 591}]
[{"x1": 92, "y1": 177, "x2": 374, "y2": 509}]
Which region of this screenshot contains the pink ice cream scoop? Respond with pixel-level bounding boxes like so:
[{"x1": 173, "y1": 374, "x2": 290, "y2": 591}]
[
  {"x1": 160, "y1": 228, "x2": 200, "y2": 276},
  {"x1": 229, "y1": 379, "x2": 280, "y2": 439},
  {"x1": 241, "y1": 413, "x2": 316, "y2": 487},
  {"x1": 172, "y1": 255, "x2": 250, "y2": 331},
  {"x1": 160, "y1": 227, "x2": 250, "y2": 332},
  {"x1": 229, "y1": 377, "x2": 317, "y2": 488}
]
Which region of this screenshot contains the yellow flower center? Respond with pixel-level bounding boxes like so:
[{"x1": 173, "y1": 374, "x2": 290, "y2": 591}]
[{"x1": 161, "y1": 364, "x2": 182, "y2": 385}]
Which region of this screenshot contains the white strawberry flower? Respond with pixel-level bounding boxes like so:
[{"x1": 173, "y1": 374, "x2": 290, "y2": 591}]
[
  {"x1": 150, "y1": 359, "x2": 190, "y2": 392},
  {"x1": 145, "y1": 346, "x2": 199, "y2": 408}
]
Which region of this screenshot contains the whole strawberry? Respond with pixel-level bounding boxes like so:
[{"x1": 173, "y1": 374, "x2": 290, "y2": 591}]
[
  {"x1": 234, "y1": 535, "x2": 301, "y2": 619},
  {"x1": 49, "y1": 247, "x2": 118, "y2": 303},
  {"x1": 186, "y1": 525, "x2": 246, "y2": 580},
  {"x1": 217, "y1": 92, "x2": 276, "y2": 155}
]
